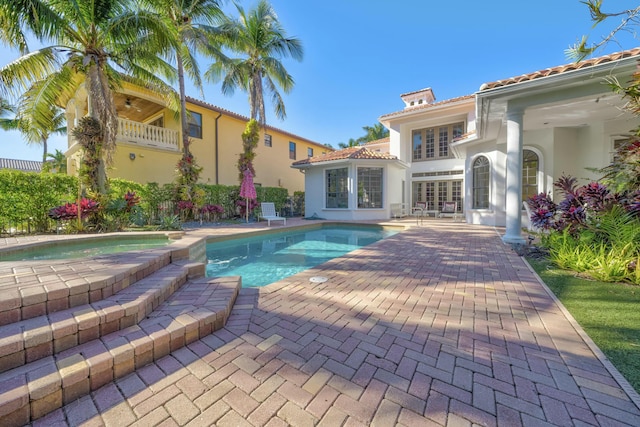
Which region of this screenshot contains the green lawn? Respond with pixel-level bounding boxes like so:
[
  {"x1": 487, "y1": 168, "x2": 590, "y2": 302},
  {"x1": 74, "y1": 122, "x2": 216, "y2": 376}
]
[{"x1": 526, "y1": 257, "x2": 640, "y2": 393}]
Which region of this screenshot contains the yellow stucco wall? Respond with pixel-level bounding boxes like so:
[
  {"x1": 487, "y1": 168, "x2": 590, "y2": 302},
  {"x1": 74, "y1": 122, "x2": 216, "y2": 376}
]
[{"x1": 67, "y1": 84, "x2": 329, "y2": 194}]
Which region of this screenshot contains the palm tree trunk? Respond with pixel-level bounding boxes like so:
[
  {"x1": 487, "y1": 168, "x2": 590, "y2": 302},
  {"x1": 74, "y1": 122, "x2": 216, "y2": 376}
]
[
  {"x1": 86, "y1": 64, "x2": 115, "y2": 194},
  {"x1": 176, "y1": 53, "x2": 190, "y2": 157},
  {"x1": 41, "y1": 136, "x2": 47, "y2": 164}
]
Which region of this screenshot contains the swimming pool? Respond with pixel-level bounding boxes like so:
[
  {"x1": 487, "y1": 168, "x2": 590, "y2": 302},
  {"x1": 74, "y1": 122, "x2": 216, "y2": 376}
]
[
  {"x1": 0, "y1": 235, "x2": 173, "y2": 261},
  {"x1": 205, "y1": 225, "x2": 399, "y2": 287}
]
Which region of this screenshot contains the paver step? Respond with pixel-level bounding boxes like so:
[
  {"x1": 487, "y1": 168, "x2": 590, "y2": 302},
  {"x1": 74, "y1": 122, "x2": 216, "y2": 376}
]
[
  {"x1": 0, "y1": 235, "x2": 206, "y2": 327},
  {"x1": 0, "y1": 261, "x2": 205, "y2": 374},
  {"x1": 0, "y1": 274, "x2": 241, "y2": 426}
]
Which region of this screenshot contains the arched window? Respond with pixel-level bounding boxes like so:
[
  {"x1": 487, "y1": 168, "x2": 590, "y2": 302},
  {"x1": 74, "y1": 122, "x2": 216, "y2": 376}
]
[
  {"x1": 472, "y1": 156, "x2": 490, "y2": 209},
  {"x1": 522, "y1": 149, "x2": 539, "y2": 202}
]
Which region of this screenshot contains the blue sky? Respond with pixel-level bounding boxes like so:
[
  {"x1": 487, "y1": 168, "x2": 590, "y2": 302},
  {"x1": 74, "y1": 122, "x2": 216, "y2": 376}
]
[{"x1": 1, "y1": 0, "x2": 638, "y2": 161}]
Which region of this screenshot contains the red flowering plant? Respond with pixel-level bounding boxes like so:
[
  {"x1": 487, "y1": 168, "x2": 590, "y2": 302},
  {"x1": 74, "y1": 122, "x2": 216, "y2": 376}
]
[
  {"x1": 236, "y1": 198, "x2": 258, "y2": 219},
  {"x1": 48, "y1": 198, "x2": 99, "y2": 221},
  {"x1": 199, "y1": 204, "x2": 224, "y2": 223},
  {"x1": 176, "y1": 200, "x2": 195, "y2": 221},
  {"x1": 124, "y1": 191, "x2": 140, "y2": 212}
]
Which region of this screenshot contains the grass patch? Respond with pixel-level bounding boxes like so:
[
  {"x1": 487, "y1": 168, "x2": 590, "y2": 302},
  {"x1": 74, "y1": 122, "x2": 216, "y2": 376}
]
[{"x1": 526, "y1": 256, "x2": 640, "y2": 393}]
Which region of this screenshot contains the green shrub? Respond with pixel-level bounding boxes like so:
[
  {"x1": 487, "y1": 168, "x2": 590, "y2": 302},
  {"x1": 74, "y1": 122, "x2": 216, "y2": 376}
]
[
  {"x1": 0, "y1": 170, "x2": 77, "y2": 233},
  {"x1": 0, "y1": 170, "x2": 294, "y2": 233}
]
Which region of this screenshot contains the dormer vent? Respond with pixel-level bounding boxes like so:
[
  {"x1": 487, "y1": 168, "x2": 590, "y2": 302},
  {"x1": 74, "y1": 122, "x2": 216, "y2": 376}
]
[{"x1": 400, "y1": 87, "x2": 436, "y2": 109}]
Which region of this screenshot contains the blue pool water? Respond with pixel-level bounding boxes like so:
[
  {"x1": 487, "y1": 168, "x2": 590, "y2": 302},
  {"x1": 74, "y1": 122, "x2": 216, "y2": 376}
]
[{"x1": 205, "y1": 225, "x2": 398, "y2": 287}]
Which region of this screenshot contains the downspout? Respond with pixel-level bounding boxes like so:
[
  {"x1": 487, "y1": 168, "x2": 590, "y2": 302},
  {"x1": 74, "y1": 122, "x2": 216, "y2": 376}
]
[{"x1": 214, "y1": 112, "x2": 222, "y2": 184}]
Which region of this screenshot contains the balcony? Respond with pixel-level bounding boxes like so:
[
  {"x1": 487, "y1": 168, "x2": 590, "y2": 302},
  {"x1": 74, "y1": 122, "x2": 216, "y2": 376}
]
[{"x1": 117, "y1": 118, "x2": 180, "y2": 151}]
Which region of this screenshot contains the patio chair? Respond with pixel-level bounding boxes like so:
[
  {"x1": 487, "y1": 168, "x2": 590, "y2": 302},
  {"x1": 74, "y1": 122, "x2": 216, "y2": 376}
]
[
  {"x1": 259, "y1": 202, "x2": 286, "y2": 226},
  {"x1": 438, "y1": 201, "x2": 463, "y2": 221},
  {"x1": 412, "y1": 201, "x2": 427, "y2": 224}
]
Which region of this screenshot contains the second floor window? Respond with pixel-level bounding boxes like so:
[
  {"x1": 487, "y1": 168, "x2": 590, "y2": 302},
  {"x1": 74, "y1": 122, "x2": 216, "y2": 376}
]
[
  {"x1": 412, "y1": 122, "x2": 463, "y2": 161},
  {"x1": 187, "y1": 111, "x2": 202, "y2": 139},
  {"x1": 308, "y1": 147, "x2": 313, "y2": 157},
  {"x1": 265, "y1": 134, "x2": 272, "y2": 147},
  {"x1": 289, "y1": 141, "x2": 296, "y2": 160}
]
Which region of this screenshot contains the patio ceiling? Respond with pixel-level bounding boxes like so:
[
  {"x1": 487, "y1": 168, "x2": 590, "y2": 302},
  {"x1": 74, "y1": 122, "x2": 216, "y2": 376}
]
[
  {"x1": 113, "y1": 93, "x2": 164, "y2": 122},
  {"x1": 522, "y1": 92, "x2": 631, "y2": 131}
]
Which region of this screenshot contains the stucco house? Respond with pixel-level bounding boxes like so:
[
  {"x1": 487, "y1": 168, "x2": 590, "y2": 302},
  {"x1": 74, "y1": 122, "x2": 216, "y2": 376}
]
[
  {"x1": 295, "y1": 48, "x2": 640, "y2": 243},
  {"x1": 291, "y1": 146, "x2": 407, "y2": 220},
  {"x1": 63, "y1": 82, "x2": 330, "y2": 193}
]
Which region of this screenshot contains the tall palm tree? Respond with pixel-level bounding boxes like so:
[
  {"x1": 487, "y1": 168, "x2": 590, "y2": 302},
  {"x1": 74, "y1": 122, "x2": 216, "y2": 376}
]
[
  {"x1": 359, "y1": 123, "x2": 389, "y2": 143},
  {"x1": 0, "y1": 97, "x2": 16, "y2": 130},
  {"x1": 15, "y1": 94, "x2": 67, "y2": 162},
  {"x1": 141, "y1": 0, "x2": 226, "y2": 157},
  {"x1": 338, "y1": 138, "x2": 361, "y2": 149},
  {"x1": 43, "y1": 149, "x2": 67, "y2": 173},
  {"x1": 0, "y1": 0, "x2": 176, "y2": 193},
  {"x1": 206, "y1": 0, "x2": 303, "y2": 127}
]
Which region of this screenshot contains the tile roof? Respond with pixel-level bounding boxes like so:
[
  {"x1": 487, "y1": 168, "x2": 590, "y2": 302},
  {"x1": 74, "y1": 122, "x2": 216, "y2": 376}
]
[
  {"x1": 379, "y1": 94, "x2": 475, "y2": 120},
  {"x1": 185, "y1": 96, "x2": 331, "y2": 150},
  {"x1": 381, "y1": 48, "x2": 640, "y2": 122},
  {"x1": 0, "y1": 158, "x2": 42, "y2": 172},
  {"x1": 364, "y1": 137, "x2": 390, "y2": 145},
  {"x1": 480, "y1": 47, "x2": 640, "y2": 91},
  {"x1": 292, "y1": 146, "x2": 397, "y2": 166}
]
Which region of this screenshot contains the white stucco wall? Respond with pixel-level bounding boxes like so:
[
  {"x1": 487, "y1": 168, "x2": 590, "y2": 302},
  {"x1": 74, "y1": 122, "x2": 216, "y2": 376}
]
[{"x1": 301, "y1": 161, "x2": 406, "y2": 221}]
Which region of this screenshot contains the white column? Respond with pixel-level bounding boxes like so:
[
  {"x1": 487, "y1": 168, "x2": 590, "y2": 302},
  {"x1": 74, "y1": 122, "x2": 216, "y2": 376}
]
[{"x1": 502, "y1": 107, "x2": 525, "y2": 244}]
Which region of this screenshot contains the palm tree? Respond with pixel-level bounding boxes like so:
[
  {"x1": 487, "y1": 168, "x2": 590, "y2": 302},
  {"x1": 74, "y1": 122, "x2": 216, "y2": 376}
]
[
  {"x1": 15, "y1": 95, "x2": 66, "y2": 162},
  {"x1": 359, "y1": 123, "x2": 389, "y2": 143},
  {"x1": 0, "y1": 0, "x2": 176, "y2": 193},
  {"x1": 338, "y1": 138, "x2": 360, "y2": 149},
  {"x1": 43, "y1": 149, "x2": 67, "y2": 174},
  {"x1": 206, "y1": 0, "x2": 304, "y2": 127},
  {"x1": 140, "y1": 0, "x2": 227, "y2": 158},
  {"x1": 0, "y1": 97, "x2": 16, "y2": 130}
]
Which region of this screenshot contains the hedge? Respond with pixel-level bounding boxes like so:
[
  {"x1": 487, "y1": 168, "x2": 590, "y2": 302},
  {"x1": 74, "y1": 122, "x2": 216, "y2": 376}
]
[{"x1": 0, "y1": 170, "x2": 298, "y2": 234}]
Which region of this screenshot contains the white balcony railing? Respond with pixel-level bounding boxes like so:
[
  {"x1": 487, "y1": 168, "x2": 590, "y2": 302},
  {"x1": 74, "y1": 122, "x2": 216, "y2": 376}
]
[{"x1": 117, "y1": 118, "x2": 180, "y2": 151}]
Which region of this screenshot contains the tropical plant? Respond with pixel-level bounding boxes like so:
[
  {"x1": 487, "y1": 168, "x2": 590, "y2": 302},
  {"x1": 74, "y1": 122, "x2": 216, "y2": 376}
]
[
  {"x1": 157, "y1": 213, "x2": 181, "y2": 230},
  {"x1": 0, "y1": 97, "x2": 16, "y2": 130},
  {"x1": 357, "y1": 123, "x2": 389, "y2": 144},
  {"x1": 42, "y1": 149, "x2": 67, "y2": 174},
  {"x1": 140, "y1": 0, "x2": 227, "y2": 158},
  {"x1": 237, "y1": 119, "x2": 259, "y2": 179},
  {"x1": 16, "y1": 97, "x2": 66, "y2": 162},
  {"x1": 206, "y1": 0, "x2": 303, "y2": 127},
  {"x1": 0, "y1": 0, "x2": 176, "y2": 193},
  {"x1": 338, "y1": 138, "x2": 361, "y2": 149},
  {"x1": 567, "y1": 1, "x2": 640, "y2": 60},
  {"x1": 72, "y1": 117, "x2": 104, "y2": 195}
]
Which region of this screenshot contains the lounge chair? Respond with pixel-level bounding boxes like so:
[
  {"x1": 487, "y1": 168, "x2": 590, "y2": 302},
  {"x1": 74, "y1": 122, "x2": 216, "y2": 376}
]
[
  {"x1": 259, "y1": 202, "x2": 286, "y2": 226},
  {"x1": 438, "y1": 201, "x2": 463, "y2": 221}
]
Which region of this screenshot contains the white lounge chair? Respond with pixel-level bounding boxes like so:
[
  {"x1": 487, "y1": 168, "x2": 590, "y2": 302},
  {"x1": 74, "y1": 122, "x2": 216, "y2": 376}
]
[{"x1": 259, "y1": 202, "x2": 286, "y2": 226}]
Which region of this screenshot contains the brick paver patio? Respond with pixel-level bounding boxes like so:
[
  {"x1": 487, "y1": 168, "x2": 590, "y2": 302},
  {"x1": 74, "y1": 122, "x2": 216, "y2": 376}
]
[{"x1": 7, "y1": 220, "x2": 640, "y2": 426}]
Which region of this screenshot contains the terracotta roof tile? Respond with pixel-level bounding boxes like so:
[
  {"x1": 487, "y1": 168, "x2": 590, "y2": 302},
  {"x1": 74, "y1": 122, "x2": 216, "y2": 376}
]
[
  {"x1": 381, "y1": 48, "x2": 640, "y2": 122},
  {"x1": 364, "y1": 137, "x2": 390, "y2": 145},
  {"x1": 452, "y1": 129, "x2": 476, "y2": 142},
  {"x1": 480, "y1": 47, "x2": 640, "y2": 90},
  {"x1": 379, "y1": 94, "x2": 474, "y2": 120},
  {"x1": 0, "y1": 158, "x2": 42, "y2": 172},
  {"x1": 292, "y1": 146, "x2": 397, "y2": 166}
]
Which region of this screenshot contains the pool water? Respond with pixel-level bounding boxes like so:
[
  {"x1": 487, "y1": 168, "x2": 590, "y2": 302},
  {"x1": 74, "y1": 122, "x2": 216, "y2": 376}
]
[
  {"x1": 205, "y1": 225, "x2": 398, "y2": 287},
  {"x1": 0, "y1": 237, "x2": 171, "y2": 261}
]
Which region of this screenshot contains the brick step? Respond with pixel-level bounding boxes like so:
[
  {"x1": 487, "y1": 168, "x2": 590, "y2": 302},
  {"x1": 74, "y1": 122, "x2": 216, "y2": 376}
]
[
  {"x1": 0, "y1": 275, "x2": 241, "y2": 426},
  {"x1": 0, "y1": 235, "x2": 206, "y2": 327},
  {"x1": 0, "y1": 261, "x2": 205, "y2": 375}
]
